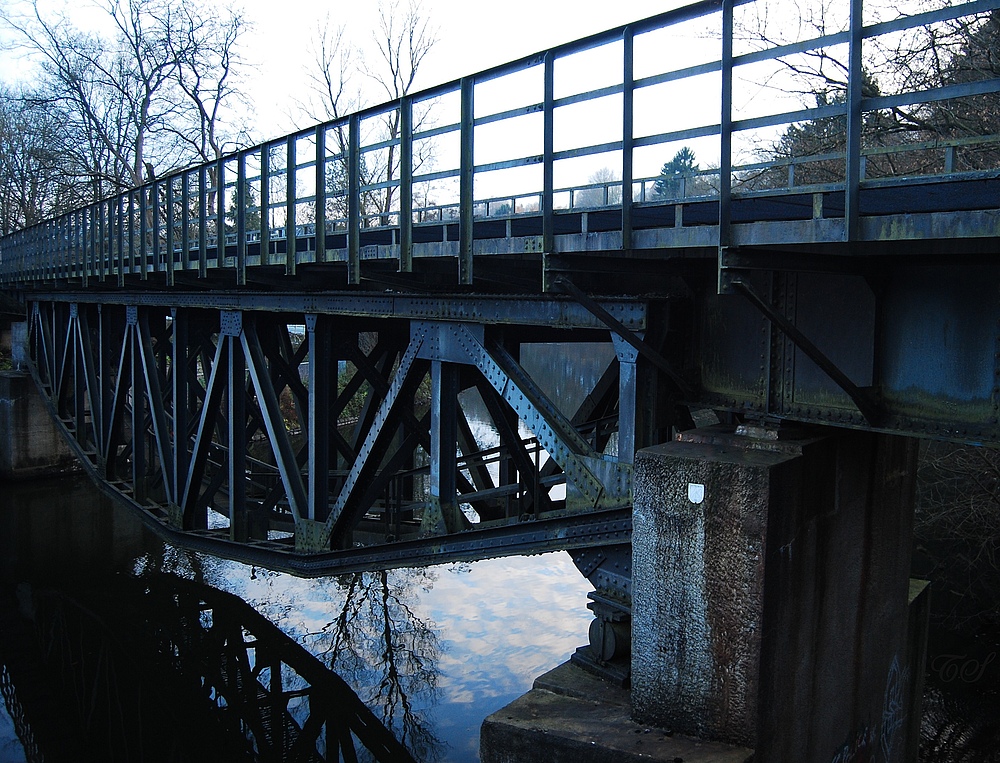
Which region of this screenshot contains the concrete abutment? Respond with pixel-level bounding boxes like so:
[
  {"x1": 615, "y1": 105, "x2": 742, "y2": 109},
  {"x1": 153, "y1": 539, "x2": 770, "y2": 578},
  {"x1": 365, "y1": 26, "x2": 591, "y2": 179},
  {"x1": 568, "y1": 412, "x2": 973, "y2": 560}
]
[
  {"x1": 631, "y1": 424, "x2": 924, "y2": 761},
  {"x1": 483, "y1": 424, "x2": 928, "y2": 762},
  {"x1": 1, "y1": 322, "x2": 78, "y2": 480}
]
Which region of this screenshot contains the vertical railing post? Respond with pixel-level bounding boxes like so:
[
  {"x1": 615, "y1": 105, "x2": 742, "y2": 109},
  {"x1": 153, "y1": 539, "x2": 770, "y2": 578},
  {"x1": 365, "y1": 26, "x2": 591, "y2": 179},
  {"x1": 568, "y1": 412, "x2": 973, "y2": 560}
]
[
  {"x1": 199, "y1": 165, "x2": 208, "y2": 278},
  {"x1": 98, "y1": 200, "x2": 107, "y2": 282},
  {"x1": 40, "y1": 222, "x2": 46, "y2": 281},
  {"x1": 543, "y1": 51, "x2": 555, "y2": 257},
  {"x1": 348, "y1": 114, "x2": 361, "y2": 284},
  {"x1": 718, "y1": 0, "x2": 735, "y2": 293},
  {"x1": 315, "y1": 125, "x2": 327, "y2": 264},
  {"x1": 139, "y1": 184, "x2": 149, "y2": 279},
  {"x1": 166, "y1": 178, "x2": 175, "y2": 287},
  {"x1": 92, "y1": 204, "x2": 99, "y2": 281},
  {"x1": 286, "y1": 135, "x2": 298, "y2": 276},
  {"x1": 845, "y1": 0, "x2": 864, "y2": 242},
  {"x1": 216, "y1": 157, "x2": 226, "y2": 268},
  {"x1": 52, "y1": 220, "x2": 59, "y2": 281},
  {"x1": 260, "y1": 145, "x2": 271, "y2": 266},
  {"x1": 459, "y1": 77, "x2": 474, "y2": 285},
  {"x1": 80, "y1": 209, "x2": 88, "y2": 284},
  {"x1": 236, "y1": 152, "x2": 247, "y2": 285},
  {"x1": 127, "y1": 190, "x2": 135, "y2": 278},
  {"x1": 117, "y1": 195, "x2": 126, "y2": 287},
  {"x1": 152, "y1": 181, "x2": 161, "y2": 278},
  {"x1": 181, "y1": 170, "x2": 191, "y2": 276},
  {"x1": 399, "y1": 96, "x2": 414, "y2": 273},
  {"x1": 623, "y1": 25, "x2": 635, "y2": 251}
]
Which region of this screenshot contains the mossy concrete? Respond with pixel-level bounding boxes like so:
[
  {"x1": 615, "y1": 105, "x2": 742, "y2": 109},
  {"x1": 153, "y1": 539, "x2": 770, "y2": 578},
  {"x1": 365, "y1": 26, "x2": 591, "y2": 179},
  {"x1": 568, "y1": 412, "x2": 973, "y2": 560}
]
[
  {"x1": 481, "y1": 662, "x2": 753, "y2": 763},
  {"x1": 0, "y1": 372, "x2": 78, "y2": 480}
]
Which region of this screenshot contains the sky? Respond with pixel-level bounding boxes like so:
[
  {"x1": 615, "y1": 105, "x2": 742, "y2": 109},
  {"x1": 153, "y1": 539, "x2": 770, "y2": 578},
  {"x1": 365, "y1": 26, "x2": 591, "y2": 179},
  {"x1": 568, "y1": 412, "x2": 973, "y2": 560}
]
[
  {"x1": 1, "y1": 0, "x2": 950, "y2": 205},
  {"x1": 242, "y1": 0, "x2": 690, "y2": 139},
  {"x1": 229, "y1": 0, "x2": 720, "y2": 202},
  {"x1": 0, "y1": 0, "x2": 705, "y2": 198}
]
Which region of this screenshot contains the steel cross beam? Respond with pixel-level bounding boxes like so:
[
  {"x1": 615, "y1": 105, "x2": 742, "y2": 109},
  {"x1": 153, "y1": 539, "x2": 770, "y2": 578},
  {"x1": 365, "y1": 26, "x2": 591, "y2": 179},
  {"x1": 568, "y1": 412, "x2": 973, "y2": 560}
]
[{"x1": 25, "y1": 299, "x2": 649, "y2": 568}]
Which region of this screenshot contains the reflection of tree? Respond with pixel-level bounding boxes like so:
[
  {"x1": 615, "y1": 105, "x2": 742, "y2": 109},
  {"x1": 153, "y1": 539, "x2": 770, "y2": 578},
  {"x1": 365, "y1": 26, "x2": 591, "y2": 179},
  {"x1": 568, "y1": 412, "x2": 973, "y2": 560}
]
[
  {"x1": 311, "y1": 569, "x2": 444, "y2": 763},
  {"x1": 132, "y1": 550, "x2": 445, "y2": 760}
]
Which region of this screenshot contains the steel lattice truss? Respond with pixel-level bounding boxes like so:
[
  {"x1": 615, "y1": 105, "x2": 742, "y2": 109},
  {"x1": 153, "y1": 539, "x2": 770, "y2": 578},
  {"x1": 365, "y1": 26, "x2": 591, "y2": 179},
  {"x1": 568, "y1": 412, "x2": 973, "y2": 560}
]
[{"x1": 27, "y1": 298, "x2": 650, "y2": 571}]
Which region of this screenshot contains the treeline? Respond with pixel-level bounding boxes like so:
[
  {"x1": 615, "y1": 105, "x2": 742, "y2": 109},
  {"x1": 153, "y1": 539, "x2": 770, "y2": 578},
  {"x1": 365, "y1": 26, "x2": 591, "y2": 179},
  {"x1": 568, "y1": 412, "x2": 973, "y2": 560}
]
[
  {"x1": 741, "y1": 4, "x2": 1000, "y2": 190},
  {"x1": 0, "y1": 0, "x2": 436, "y2": 237},
  {"x1": 0, "y1": 0, "x2": 250, "y2": 235}
]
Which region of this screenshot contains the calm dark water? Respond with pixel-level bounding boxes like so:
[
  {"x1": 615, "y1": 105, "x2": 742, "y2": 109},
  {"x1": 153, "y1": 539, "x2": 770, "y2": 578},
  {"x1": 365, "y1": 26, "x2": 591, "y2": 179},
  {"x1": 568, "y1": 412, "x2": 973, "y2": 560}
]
[
  {"x1": 0, "y1": 341, "x2": 615, "y2": 763},
  {"x1": 0, "y1": 474, "x2": 592, "y2": 762},
  {"x1": 2, "y1": 342, "x2": 998, "y2": 762}
]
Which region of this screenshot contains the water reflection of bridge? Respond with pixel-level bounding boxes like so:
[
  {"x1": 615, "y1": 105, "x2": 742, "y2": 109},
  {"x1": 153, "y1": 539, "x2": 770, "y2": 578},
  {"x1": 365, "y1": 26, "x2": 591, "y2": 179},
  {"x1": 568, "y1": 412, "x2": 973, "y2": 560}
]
[
  {"x1": 1, "y1": 0, "x2": 1000, "y2": 759},
  {"x1": 0, "y1": 572, "x2": 416, "y2": 762}
]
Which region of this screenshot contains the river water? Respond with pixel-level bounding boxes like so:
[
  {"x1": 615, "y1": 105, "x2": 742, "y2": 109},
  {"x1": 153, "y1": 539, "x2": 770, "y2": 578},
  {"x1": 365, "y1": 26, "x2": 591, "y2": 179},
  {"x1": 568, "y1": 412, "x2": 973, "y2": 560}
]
[
  {"x1": 0, "y1": 341, "x2": 616, "y2": 763},
  {"x1": 0, "y1": 473, "x2": 595, "y2": 762},
  {"x1": 1, "y1": 341, "x2": 998, "y2": 762}
]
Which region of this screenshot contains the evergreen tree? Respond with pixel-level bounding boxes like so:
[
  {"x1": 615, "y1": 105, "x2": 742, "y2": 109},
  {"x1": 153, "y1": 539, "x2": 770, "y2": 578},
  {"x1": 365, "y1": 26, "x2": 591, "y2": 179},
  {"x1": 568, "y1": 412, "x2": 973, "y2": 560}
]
[{"x1": 653, "y1": 147, "x2": 698, "y2": 199}]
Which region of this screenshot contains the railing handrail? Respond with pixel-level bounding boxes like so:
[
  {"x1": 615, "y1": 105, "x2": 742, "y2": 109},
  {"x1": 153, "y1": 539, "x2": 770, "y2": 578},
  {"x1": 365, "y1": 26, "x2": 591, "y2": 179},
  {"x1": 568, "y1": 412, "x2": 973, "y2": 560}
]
[{"x1": 2, "y1": 0, "x2": 998, "y2": 286}]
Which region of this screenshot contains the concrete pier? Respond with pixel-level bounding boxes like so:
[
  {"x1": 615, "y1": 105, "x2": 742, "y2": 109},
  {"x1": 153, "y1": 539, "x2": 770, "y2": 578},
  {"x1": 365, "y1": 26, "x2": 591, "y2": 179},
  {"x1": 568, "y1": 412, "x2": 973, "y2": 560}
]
[
  {"x1": 631, "y1": 425, "x2": 922, "y2": 761},
  {"x1": 0, "y1": 371, "x2": 78, "y2": 480},
  {"x1": 480, "y1": 661, "x2": 753, "y2": 763}
]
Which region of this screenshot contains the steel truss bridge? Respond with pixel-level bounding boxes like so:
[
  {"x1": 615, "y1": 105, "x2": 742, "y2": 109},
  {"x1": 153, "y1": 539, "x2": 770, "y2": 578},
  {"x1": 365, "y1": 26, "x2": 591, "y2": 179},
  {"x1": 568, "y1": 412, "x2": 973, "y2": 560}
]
[{"x1": 1, "y1": 0, "x2": 999, "y2": 583}]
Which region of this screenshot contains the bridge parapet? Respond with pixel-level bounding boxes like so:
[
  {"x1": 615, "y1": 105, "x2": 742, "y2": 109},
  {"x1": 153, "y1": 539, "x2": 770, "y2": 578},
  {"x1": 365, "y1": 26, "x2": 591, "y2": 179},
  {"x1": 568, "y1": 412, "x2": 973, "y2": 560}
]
[{"x1": 1, "y1": 0, "x2": 998, "y2": 293}]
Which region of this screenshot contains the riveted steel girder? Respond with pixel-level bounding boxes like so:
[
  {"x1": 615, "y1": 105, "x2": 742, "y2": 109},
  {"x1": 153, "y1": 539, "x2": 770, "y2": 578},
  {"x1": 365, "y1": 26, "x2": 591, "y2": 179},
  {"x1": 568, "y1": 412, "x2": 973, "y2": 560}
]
[{"x1": 26, "y1": 299, "x2": 648, "y2": 569}]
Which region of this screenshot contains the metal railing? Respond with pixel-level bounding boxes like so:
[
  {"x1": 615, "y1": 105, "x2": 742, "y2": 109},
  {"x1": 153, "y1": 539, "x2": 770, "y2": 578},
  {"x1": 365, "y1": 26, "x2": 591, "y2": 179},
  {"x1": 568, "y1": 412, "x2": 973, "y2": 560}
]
[{"x1": 1, "y1": 0, "x2": 998, "y2": 287}]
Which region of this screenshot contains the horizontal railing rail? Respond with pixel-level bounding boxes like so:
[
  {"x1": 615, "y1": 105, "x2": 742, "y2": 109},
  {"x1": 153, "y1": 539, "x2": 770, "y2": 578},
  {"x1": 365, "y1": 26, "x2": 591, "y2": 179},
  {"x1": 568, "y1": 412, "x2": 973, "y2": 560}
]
[{"x1": 1, "y1": 0, "x2": 998, "y2": 287}]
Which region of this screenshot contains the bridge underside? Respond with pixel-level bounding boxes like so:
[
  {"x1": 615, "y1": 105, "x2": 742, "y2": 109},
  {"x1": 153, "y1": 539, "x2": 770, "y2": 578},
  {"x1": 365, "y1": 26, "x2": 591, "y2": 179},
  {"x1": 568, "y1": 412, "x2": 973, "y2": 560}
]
[
  {"x1": 25, "y1": 293, "x2": 653, "y2": 574},
  {"x1": 3, "y1": 153, "x2": 997, "y2": 577},
  {"x1": 17, "y1": 205, "x2": 1000, "y2": 574}
]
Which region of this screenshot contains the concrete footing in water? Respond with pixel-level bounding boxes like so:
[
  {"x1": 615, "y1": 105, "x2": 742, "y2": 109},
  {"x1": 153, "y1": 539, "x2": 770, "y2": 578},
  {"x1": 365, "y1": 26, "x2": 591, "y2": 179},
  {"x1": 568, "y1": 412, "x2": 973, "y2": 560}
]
[
  {"x1": 0, "y1": 371, "x2": 78, "y2": 480},
  {"x1": 483, "y1": 423, "x2": 929, "y2": 762},
  {"x1": 631, "y1": 425, "x2": 924, "y2": 761},
  {"x1": 480, "y1": 661, "x2": 753, "y2": 763}
]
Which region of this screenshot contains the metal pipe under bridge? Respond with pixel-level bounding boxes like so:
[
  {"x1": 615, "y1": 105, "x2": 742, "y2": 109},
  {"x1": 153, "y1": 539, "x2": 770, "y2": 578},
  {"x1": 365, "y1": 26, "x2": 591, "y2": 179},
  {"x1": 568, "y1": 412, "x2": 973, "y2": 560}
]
[{"x1": 1, "y1": 0, "x2": 999, "y2": 755}]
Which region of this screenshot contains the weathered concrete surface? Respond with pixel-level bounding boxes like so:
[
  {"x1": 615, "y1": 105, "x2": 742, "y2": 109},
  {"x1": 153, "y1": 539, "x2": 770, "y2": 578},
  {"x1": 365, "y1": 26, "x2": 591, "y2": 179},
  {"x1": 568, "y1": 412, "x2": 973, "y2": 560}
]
[
  {"x1": 632, "y1": 426, "x2": 919, "y2": 761},
  {"x1": 481, "y1": 662, "x2": 753, "y2": 763},
  {"x1": 0, "y1": 372, "x2": 78, "y2": 479},
  {"x1": 10, "y1": 322, "x2": 28, "y2": 369},
  {"x1": 904, "y1": 580, "x2": 931, "y2": 763}
]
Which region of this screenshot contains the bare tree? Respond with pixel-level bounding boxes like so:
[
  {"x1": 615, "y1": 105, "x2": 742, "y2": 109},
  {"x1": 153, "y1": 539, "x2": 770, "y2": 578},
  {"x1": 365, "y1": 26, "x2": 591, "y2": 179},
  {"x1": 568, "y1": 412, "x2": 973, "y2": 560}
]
[
  {"x1": 736, "y1": 0, "x2": 1000, "y2": 188},
  {"x1": 5, "y1": 0, "x2": 250, "y2": 204},
  {"x1": 168, "y1": 2, "x2": 252, "y2": 164},
  {"x1": 302, "y1": 0, "x2": 438, "y2": 223},
  {"x1": 10, "y1": 0, "x2": 181, "y2": 193},
  {"x1": 367, "y1": 0, "x2": 437, "y2": 217},
  {"x1": 0, "y1": 87, "x2": 82, "y2": 233},
  {"x1": 916, "y1": 441, "x2": 1000, "y2": 630},
  {"x1": 575, "y1": 167, "x2": 622, "y2": 208}
]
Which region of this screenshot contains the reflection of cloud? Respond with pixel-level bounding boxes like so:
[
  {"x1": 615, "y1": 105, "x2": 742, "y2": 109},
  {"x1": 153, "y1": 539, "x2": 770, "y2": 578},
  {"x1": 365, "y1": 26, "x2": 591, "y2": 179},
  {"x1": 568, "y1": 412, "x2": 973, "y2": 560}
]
[
  {"x1": 137, "y1": 545, "x2": 592, "y2": 761},
  {"x1": 422, "y1": 552, "x2": 593, "y2": 714}
]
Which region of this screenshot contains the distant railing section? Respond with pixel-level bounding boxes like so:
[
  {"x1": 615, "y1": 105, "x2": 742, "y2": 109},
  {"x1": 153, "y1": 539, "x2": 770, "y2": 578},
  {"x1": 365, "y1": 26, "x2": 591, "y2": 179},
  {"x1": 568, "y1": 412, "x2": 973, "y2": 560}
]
[{"x1": 1, "y1": 0, "x2": 998, "y2": 287}]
